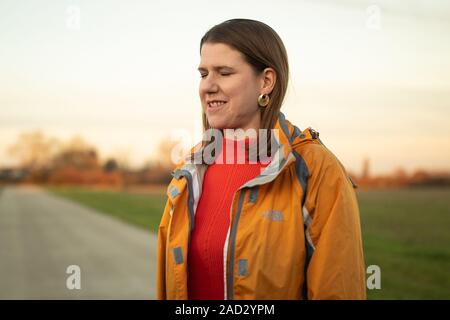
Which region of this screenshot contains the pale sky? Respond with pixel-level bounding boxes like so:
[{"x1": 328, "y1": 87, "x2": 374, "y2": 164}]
[{"x1": 1, "y1": 0, "x2": 450, "y2": 175}]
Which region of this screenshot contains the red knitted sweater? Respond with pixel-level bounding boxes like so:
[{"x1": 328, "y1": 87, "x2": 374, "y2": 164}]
[{"x1": 187, "y1": 137, "x2": 270, "y2": 300}]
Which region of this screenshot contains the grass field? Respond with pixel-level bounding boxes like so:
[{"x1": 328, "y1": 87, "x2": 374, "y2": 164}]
[
  {"x1": 357, "y1": 187, "x2": 450, "y2": 299},
  {"x1": 48, "y1": 186, "x2": 450, "y2": 299}
]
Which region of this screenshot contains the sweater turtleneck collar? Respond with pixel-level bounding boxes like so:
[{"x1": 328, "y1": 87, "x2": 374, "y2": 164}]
[{"x1": 214, "y1": 135, "x2": 271, "y2": 165}]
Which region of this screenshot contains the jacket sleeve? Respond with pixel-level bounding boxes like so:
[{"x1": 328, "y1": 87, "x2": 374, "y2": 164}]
[
  {"x1": 303, "y1": 150, "x2": 366, "y2": 299},
  {"x1": 156, "y1": 197, "x2": 171, "y2": 300}
]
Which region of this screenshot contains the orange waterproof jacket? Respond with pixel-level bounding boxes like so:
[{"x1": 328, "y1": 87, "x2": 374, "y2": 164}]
[{"x1": 157, "y1": 112, "x2": 366, "y2": 300}]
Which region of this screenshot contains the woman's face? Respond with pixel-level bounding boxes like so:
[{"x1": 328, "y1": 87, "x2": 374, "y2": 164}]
[{"x1": 198, "y1": 42, "x2": 269, "y2": 132}]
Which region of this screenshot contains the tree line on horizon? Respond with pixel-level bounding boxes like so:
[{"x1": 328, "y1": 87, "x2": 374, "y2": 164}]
[
  {"x1": 1, "y1": 130, "x2": 449, "y2": 189},
  {"x1": 0, "y1": 130, "x2": 178, "y2": 186}
]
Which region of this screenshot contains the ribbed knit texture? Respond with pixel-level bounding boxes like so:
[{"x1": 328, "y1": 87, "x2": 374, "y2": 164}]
[{"x1": 187, "y1": 136, "x2": 270, "y2": 300}]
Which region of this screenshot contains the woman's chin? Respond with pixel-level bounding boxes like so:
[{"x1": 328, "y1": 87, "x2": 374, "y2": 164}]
[{"x1": 206, "y1": 117, "x2": 229, "y2": 130}]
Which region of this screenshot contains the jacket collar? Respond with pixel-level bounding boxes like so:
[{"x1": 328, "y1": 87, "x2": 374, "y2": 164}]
[
  {"x1": 169, "y1": 112, "x2": 318, "y2": 224},
  {"x1": 172, "y1": 111, "x2": 311, "y2": 186}
]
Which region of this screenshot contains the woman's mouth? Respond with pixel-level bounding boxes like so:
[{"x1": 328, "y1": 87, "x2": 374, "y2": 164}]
[{"x1": 207, "y1": 101, "x2": 227, "y2": 112}]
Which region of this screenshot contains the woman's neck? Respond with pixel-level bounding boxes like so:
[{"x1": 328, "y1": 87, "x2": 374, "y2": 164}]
[{"x1": 222, "y1": 128, "x2": 259, "y2": 142}]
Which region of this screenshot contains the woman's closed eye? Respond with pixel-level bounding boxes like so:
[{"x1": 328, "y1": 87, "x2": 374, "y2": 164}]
[{"x1": 200, "y1": 73, "x2": 232, "y2": 79}]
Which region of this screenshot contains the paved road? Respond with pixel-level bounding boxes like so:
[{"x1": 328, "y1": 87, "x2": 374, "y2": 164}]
[{"x1": 0, "y1": 185, "x2": 157, "y2": 299}]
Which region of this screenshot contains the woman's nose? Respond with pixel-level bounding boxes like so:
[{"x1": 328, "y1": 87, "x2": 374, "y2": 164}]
[{"x1": 200, "y1": 75, "x2": 219, "y2": 94}]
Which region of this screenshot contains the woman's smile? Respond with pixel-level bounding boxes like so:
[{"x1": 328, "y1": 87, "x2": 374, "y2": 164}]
[{"x1": 207, "y1": 101, "x2": 227, "y2": 113}]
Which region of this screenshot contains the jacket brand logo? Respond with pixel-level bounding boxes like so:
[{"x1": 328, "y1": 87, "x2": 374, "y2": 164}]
[{"x1": 261, "y1": 210, "x2": 284, "y2": 222}]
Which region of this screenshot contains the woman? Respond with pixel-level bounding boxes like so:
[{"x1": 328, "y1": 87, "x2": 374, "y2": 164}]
[{"x1": 157, "y1": 19, "x2": 366, "y2": 300}]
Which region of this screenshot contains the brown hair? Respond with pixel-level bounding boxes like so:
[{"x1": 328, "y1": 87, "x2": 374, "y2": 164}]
[{"x1": 192, "y1": 18, "x2": 290, "y2": 163}]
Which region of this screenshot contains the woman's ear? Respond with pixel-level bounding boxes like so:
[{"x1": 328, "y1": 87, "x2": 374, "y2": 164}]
[{"x1": 260, "y1": 67, "x2": 277, "y2": 94}]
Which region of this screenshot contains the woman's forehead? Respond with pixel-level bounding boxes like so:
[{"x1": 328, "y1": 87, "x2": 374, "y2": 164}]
[{"x1": 199, "y1": 43, "x2": 245, "y2": 68}]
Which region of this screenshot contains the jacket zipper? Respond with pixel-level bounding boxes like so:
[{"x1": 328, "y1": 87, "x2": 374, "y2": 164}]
[
  {"x1": 225, "y1": 188, "x2": 247, "y2": 300},
  {"x1": 224, "y1": 150, "x2": 296, "y2": 299}
]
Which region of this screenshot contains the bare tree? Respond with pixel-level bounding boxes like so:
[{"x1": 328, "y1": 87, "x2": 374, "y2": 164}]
[
  {"x1": 51, "y1": 135, "x2": 99, "y2": 170},
  {"x1": 8, "y1": 130, "x2": 60, "y2": 170},
  {"x1": 155, "y1": 138, "x2": 185, "y2": 169}
]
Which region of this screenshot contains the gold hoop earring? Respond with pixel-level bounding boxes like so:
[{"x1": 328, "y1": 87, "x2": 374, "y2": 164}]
[{"x1": 258, "y1": 93, "x2": 270, "y2": 107}]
